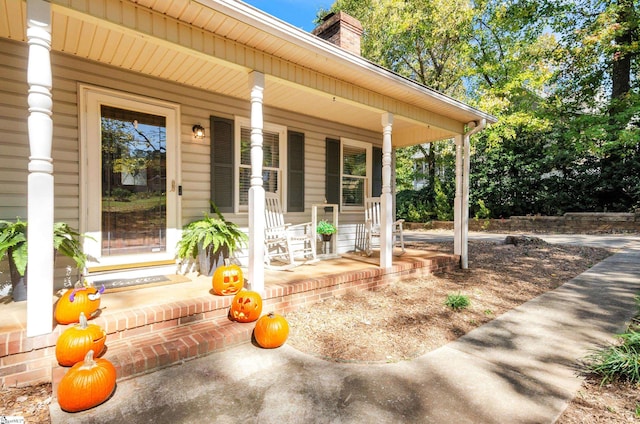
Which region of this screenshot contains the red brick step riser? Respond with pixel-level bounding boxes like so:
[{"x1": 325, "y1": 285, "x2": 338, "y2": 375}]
[{"x1": 0, "y1": 254, "x2": 459, "y2": 390}]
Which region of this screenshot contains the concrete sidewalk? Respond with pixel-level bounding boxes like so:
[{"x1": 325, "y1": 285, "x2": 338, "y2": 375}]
[{"x1": 50, "y1": 236, "x2": 640, "y2": 424}]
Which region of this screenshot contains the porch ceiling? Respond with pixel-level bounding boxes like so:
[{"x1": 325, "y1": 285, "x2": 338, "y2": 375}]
[{"x1": 1, "y1": 0, "x2": 496, "y2": 146}]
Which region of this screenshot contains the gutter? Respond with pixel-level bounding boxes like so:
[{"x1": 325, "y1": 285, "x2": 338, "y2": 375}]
[{"x1": 465, "y1": 119, "x2": 487, "y2": 137}]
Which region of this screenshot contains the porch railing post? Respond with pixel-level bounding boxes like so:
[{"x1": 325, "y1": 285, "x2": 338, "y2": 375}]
[
  {"x1": 26, "y1": 0, "x2": 54, "y2": 337},
  {"x1": 380, "y1": 113, "x2": 393, "y2": 268},
  {"x1": 248, "y1": 71, "x2": 265, "y2": 293}
]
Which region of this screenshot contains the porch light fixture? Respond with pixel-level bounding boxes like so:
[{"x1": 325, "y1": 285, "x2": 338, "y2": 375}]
[{"x1": 192, "y1": 124, "x2": 205, "y2": 139}]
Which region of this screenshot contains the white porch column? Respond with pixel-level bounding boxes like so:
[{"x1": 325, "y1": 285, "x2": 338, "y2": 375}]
[
  {"x1": 380, "y1": 113, "x2": 393, "y2": 268},
  {"x1": 247, "y1": 72, "x2": 265, "y2": 294},
  {"x1": 461, "y1": 133, "x2": 471, "y2": 269},
  {"x1": 26, "y1": 0, "x2": 54, "y2": 337},
  {"x1": 453, "y1": 135, "x2": 463, "y2": 258},
  {"x1": 459, "y1": 119, "x2": 486, "y2": 269}
]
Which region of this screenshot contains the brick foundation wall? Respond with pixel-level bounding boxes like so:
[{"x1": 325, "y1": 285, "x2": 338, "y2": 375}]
[{"x1": 404, "y1": 212, "x2": 640, "y2": 234}]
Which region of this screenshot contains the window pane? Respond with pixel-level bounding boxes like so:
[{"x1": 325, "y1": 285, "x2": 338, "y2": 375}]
[
  {"x1": 239, "y1": 127, "x2": 280, "y2": 207},
  {"x1": 100, "y1": 106, "x2": 166, "y2": 255},
  {"x1": 262, "y1": 169, "x2": 279, "y2": 194},
  {"x1": 239, "y1": 166, "x2": 250, "y2": 206},
  {"x1": 240, "y1": 128, "x2": 251, "y2": 165},
  {"x1": 342, "y1": 176, "x2": 365, "y2": 207},
  {"x1": 263, "y1": 131, "x2": 280, "y2": 168},
  {"x1": 239, "y1": 167, "x2": 280, "y2": 206},
  {"x1": 343, "y1": 145, "x2": 366, "y2": 176},
  {"x1": 240, "y1": 127, "x2": 279, "y2": 167}
]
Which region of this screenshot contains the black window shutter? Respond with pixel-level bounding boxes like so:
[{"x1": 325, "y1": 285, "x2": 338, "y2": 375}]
[
  {"x1": 287, "y1": 131, "x2": 305, "y2": 212},
  {"x1": 372, "y1": 146, "x2": 382, "y2": 197},
  {"x1": 325, "y1": 138, "x2": 341, "y2": 206},
  {"x1": 210, "y1": 116, "x2": 234, "y2": 213}
]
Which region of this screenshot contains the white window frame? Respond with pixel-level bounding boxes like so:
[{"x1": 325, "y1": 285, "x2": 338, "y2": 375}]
[
  {"x1": 234, "y1": 117, "x2": 287, "y2": 213},
  {"x1": 340, "y1": 138, "x2": 372, "y2": 211}
]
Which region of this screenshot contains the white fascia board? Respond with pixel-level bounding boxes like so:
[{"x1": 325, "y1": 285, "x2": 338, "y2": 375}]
[{"x1": 195, "y1": 0, "x2": 497, "y2": 124}]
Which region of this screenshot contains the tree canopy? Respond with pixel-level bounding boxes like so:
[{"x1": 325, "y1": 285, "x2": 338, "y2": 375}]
[{"x1": 325, "y1": 0, "x2": 639, "y2": 219}]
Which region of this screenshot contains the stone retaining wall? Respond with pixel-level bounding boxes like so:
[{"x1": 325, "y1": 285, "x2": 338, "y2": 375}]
[{"x1": 404, "y1": 212, "x2": 640, "y2": 234}]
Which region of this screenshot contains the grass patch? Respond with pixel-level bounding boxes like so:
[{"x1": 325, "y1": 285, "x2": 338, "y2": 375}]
[
  {"x1": 585, "y1": 296, "x2": 640, "y2": 384},
  {"x1": 445, "y1": 293, "x2": 470, "y2": 310}
]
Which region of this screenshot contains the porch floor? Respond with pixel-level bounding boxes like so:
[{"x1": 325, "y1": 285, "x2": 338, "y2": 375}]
[
  {"x1": 0, "y1": 248, "x2": 450, "y2": 333},
  {"x1": 0, "y1": 247, "x2": 459, "y2": 388}
]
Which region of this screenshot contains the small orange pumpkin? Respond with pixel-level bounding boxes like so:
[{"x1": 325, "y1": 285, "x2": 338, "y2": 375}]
[
  {"x1": 56, "y1": 312, "x2": 107, "y2": 367},
  {"x1": 212, "y1": 261, "x2": 244, "y2": 296},
  {"x1": 55, "y1": 285, "x2": 104, "y2": 325},
  {"x1": 57, "y1": 349, "x2": 116, "y2": 412},
  {"x1": 254, "y1": 312, "x2": 289, "y2": 349},
  {"x1": 229, "y1": 290, "x2": 262, "y2": 323}
]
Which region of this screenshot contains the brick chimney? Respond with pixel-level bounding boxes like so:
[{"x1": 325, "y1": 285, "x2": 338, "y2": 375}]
[{"x1": 312, "y1": 11, "x2": 363, "y2": 56}]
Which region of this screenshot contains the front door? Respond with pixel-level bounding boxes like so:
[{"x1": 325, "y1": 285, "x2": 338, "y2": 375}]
[{"x1": 81, "y1": 86, "x2": 180, "y2": 270}]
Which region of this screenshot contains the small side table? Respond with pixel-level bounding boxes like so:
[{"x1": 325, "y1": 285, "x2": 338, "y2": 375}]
[{"x1": 312, "y1": 204, "x2": 340, "y2": 259}]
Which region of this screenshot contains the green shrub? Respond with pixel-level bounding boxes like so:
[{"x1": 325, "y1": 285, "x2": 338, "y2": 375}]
[
  {"x1": 445, "y1": 293, "x2": 470, "y2": 310},
  {"x1": 474, "y1": 199, "x2": 491, "y2": 220},
  {"x1": 586, "y1": 330, "x2": 640, "y2": 384}
]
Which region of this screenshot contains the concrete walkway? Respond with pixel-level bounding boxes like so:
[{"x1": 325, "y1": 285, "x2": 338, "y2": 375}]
[{"x1": 50, "y1": 233, "x2": 640, "y2": 424}]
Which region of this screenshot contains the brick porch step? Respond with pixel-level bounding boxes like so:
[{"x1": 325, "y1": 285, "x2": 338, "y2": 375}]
[
  {"x1": 2, "y1": 251, "x2": 460, "y2": 390},
  {"x1": 51, "y1": 311, "x2": 255, "y2": 396}
]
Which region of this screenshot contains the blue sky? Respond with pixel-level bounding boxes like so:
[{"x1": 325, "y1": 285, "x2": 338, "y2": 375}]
[{"x1": 242, "y1": 0, "x2": 334, "y2": 31}]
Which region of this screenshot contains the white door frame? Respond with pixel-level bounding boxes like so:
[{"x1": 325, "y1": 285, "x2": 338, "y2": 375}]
[{"x1": 79, "y1": 84, "x2": 181, "y2": 270}]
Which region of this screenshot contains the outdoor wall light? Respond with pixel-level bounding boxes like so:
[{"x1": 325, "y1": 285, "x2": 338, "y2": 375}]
[{"x1": 192, "y1": 124, "x2": 205, "y2": 139}]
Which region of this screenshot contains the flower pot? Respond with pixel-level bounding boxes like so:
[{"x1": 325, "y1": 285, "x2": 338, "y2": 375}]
[
  {"x1": 8, "y1": 249, "x2": 27, "y2": 302},
  {"x1": 198, "y1": 244, "x2": 228, "y2": 277},
  {"x1": 321, "y1": 233, "x2": 333, "y2": 242}
]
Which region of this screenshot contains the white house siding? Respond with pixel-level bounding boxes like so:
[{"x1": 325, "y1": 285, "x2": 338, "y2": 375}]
[{"x1": 0, "y1": 37, "x2": 390, "y2": 287}]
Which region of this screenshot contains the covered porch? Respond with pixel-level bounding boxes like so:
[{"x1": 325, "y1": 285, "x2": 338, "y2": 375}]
[
  {"x1": 1, "y1": 0, "x2": 495, "y2": 339},
  {"x1": 0, "y1": 245, "x2": 458, "y2": 388}
]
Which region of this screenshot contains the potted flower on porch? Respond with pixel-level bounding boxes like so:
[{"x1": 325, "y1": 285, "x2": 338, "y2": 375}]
[
  {"x1": 316, "y1": 220, "x2": 337, "y2": 242},
  {"x1": 0, "y1": 219, "x2": 89, "y2": 301},
  {"x1": 176, "y1": 203, "x2": 248, "y2": 276}
]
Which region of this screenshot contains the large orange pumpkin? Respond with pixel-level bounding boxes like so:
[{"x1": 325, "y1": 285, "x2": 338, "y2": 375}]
[
  {"x1": 254, "y1": 312, "x2": 289, "y2": 349},
  {"x1": 212, "y1": 262, "x2": 244, "y2": 296},
  {"x1": 55, "y1": 285, "x2": 104, "y2": 325},
  {"x1": 229, "y1": 290, "x2": 262, "y2": 323},
  {"x1": 57, "y1": 349, "x2": 116, "y2": 412},
  {"x1": 56, "y1": 312, "x2": 107, "y2": 367}
]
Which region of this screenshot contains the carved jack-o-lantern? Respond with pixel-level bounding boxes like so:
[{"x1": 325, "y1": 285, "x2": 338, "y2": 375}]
[
  {"x1": 229, "y1": 290, "x2": 262, "y2": 323},
  {"x1": 55, "y1": 285, "x2": 105, "y2": 325},
  {"x1": 212, "y1": 263, "x2": 244, "y2": 296}
]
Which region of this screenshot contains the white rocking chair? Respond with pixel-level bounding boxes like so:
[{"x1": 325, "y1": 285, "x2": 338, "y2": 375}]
[
  {"x1": 364, "y1": 197, "x2": 405, "y2": 256},
  {"x1": 264, "y1": 192, "x2": 317, "y2": 269}
]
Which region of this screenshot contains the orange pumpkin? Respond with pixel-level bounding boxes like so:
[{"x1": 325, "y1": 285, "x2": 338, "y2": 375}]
[
  {"x1": 55, "y1": 285, "x2": 104, "y2": 325},
  {"x1": 212, "y1": 262, "x2": 244, "y2": 296},
  {"x1": 56, "y1": 312, "x2": 107, "y2": 367},
  {"x1": 229, "y1": 290, "x2": 262, "y2": 323},
  {"x1": 254, "y1": 312, "x2": 289, "y2": 349},
  {"x1": 57, "y1": 349, "x2": 116, "y2": 412}
]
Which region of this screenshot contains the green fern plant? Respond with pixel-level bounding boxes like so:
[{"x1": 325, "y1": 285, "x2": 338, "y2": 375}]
[
  {"x1": 176, "y1": 202, "x2": 248, "y2": 260},
  {"x1": 0, "y1": 219, "x2": 89, "y2": 276}
]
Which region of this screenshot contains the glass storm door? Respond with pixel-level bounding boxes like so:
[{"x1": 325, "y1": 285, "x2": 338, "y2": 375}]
[
  {"x1": 101, "y1": 106, "x2": 167, "y2": 256},
  {"x1": 82, "y1": 86, "x2": 179, "y2": 269}
]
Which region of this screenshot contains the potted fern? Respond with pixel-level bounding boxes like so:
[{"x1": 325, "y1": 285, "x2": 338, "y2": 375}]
[
  {"x1": 176, "y1": 203, "x2": 248, "y2": 276},
  {"x1": 0, "y1": 219, "x2": 89, "y2": 301}
]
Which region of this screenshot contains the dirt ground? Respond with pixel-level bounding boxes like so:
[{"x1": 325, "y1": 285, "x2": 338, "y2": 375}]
[
  {"x1": 285, "y1": 239, "x2": 639, "y2": 423},
  {"x1": 1, "y1": 237, "x2": 637, "y2": 423}
]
